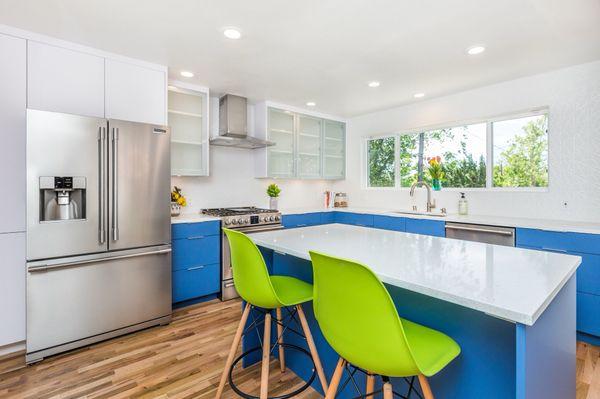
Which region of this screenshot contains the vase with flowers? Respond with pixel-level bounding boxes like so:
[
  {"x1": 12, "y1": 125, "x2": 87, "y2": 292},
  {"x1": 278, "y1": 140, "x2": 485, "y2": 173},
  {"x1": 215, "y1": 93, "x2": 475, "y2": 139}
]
[
  {"x1": 171, "y1": 186, "x2": 187, "y2": 216},
  {"x1": 427, "y1": 156, "x2": 444, "y2": 191}
]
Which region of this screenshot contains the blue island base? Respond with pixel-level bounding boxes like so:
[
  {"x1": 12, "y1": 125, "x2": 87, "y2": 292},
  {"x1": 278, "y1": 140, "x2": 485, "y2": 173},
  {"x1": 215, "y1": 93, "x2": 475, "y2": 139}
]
[{"x1": 242, "y1": 247, "x2": 576, "y2": 399}]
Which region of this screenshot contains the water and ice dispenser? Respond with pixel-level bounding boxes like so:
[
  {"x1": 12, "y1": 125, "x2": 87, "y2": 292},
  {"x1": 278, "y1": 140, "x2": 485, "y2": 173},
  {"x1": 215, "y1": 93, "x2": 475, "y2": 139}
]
[{"x1": 39, "y1": 176, "x2": 86, "y2": 221}]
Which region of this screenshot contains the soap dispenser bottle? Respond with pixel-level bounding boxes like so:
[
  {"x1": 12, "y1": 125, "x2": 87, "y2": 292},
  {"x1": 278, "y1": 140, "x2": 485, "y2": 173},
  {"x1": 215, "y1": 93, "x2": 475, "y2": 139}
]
[{"x1": 458, "y1": 192, "x2": 469, "y2": 215}]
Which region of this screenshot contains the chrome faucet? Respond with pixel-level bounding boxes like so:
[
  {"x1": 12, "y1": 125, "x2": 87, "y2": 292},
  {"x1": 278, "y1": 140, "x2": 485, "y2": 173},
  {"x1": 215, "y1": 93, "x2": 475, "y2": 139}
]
[{"x1": 409, "y1": 181, "x2": 436, "y2": 212}]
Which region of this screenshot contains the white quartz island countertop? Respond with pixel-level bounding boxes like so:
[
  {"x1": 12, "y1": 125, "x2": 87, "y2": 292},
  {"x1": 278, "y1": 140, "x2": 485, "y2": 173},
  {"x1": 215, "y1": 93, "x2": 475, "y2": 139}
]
[{"x1": 249, "y1": 223, "x2": 581, "y2": 326}]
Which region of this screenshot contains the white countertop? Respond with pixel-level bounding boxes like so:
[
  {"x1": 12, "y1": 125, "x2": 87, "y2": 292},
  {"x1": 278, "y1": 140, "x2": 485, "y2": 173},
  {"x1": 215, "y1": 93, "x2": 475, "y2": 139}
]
[
  {"x1": 280, "y1": 207, "x2": 600, "y2": 235},
  {"x1": 249, "y1": 224, "x2": 581, "y2": 325},
  {"x1": 171, "y1": 214, "x2": 221, "y2": 224}
]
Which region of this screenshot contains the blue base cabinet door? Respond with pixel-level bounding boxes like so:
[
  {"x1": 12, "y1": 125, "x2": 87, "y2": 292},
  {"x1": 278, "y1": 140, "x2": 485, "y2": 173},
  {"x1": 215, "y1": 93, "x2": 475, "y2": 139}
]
[
  {"x1": 171, "y1": 221, "x2": 221, "y2": 303},
  {"x1": 373, "y1": 215, "x2": 406, "y2": 232},
  {"x1": 334, "y1": 212, "x2": 374, "y2": 227},
  {"x1": 405, "y1": 219, "x2": 445, "y2": 237},
  {"x1": 282, "y1": 212, "x2": 322, "y2": 228},
  {"x1": 172, "y1": 263, "x2": 220, "y2": 303}
]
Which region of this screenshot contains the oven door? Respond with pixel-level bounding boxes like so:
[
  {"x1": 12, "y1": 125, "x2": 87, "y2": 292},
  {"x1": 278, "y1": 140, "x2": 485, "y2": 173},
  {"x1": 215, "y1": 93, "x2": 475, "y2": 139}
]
[{"x1": 221, "y1": 224, "x2": 285, "y2": 300}]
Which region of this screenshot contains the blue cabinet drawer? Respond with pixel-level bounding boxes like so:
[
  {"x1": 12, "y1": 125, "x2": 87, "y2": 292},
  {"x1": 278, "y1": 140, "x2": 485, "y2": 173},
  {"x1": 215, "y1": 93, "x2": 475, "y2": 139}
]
[
  {"x1": 320, "y1": 212, "x2": 335, "y2": 224},
  {"x1": 405, "y1": 218, "x2": 445, "y2": 237},
  {"x1": 577, "y1": 292, "x2": 600, "y2": 336},
  {"x1": 577, "y1": 253, "x2": 600, "y2": 296},
  {"x1": 334, "y1": 212, "x2": 374, "y2": 227},
  {"x1": 282, "y1": 213, "x2": 322, "y2": 228},
  {"x1": 373, "y1": 215, "x2": 406, "y2": 232},
  {"x1": 516, "y1": 228, "x2": 600, "y2": 255},
  {"x1": 172, "y1": 221, "x2": 221, "y2": 240},
  {"x1": 172, "y1": 235, "x2": 220, "y2": 271},
  {"x1": 172, "y1": 263, "x2": 220, "y2": 303}
]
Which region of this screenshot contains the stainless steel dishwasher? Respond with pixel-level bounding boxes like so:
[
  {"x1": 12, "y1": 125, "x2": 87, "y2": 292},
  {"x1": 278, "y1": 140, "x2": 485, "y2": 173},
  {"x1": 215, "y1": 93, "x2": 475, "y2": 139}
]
[{"x1": 445, "y1": 222, "x2": 515, "y2": 246}]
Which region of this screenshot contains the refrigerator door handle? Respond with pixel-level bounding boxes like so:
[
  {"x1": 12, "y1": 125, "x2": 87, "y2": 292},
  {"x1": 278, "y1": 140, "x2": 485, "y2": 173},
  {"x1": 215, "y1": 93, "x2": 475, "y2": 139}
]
[
  {"x1": 98, "y1": 126, "x2": 106, "y2": 244},
  {"x1": 28, "y1": 248, "x2": 172, "y2": 273},
  {"x1": 111, "y1": 127, "x2": 119, "y2": 242}
]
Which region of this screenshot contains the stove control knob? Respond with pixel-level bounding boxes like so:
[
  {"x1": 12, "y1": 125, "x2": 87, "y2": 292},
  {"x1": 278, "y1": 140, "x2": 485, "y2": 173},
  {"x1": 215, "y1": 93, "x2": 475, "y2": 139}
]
[
  {"x1": 231, "y1": 219, "x2": 237, "y2": 225},
  {"x1": 244, "y1": 218, "x2": 250, "y2": 224},
  {"x1": 224, "y1": 219, "x2": 231, "y2": 226},
  {"x1": 238, "y1": 218, "x2": 244, "y2": 225},
  {"x1": 269, "y1": 216, "x2": 274, "y2": 222},
  {"x1": 274, "y1": 215, "x2": 280, "y2": 221}
]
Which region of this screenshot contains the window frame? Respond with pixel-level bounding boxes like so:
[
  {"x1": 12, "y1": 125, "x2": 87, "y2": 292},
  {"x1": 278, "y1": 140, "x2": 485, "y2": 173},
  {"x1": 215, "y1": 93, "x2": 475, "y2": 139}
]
[{"x1": 363, "y1": 108, "x2": 549, "y2": 192}]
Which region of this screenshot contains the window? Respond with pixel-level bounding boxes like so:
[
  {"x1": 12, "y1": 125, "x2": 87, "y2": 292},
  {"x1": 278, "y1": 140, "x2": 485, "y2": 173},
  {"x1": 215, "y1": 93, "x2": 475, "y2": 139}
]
[
  {"x1": 365, "y1": 110, "x2": 548, "y2": 189},
  {"x1": 367, "y1": 136, "x2": 395, "y2": 187},
  {"x1": 492, "y1": 114, "x2": 548, "y2": 187}
]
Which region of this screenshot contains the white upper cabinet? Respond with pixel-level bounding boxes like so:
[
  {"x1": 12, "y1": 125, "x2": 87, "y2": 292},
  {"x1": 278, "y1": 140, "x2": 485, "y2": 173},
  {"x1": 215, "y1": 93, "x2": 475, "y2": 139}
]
[
  {"x1": 168, "y1": 83, "x2": 210, "y2": 176},
  {"x1": 27, "y1": 41, "x2": 105, "y2": 118},
  {"x1": 0, "y1": 33, "x2": 26, "y2": 234},
  {"x1": 255, "y1": 103, "x2": 345, "y2": 180},
  {"x1": 105, "y1": 59, "x2": 167, "y2": 125}
]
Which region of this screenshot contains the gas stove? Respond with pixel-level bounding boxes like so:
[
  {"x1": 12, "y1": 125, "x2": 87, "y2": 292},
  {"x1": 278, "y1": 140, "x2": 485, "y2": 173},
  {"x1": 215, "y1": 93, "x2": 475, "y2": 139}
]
[{"x1": 202, "y1": 206, "x2": 281, "y2": 228}]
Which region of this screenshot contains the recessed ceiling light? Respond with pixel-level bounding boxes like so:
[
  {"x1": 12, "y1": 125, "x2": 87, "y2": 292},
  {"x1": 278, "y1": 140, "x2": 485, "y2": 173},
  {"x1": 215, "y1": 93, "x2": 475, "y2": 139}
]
[
  {"x1": 180, "y1": 71, "x2": 194, "y2": 78},
  {"x1": 306, "y1": 101, "x2": 316, "y2": 107},
  {"x1": 368, "y1": 81, "x2": 381, "y2": 88},
  {"x1": 414, "y1": 93, "x2": 425, "y2": 98},
  {"x1": 467, "y1": 45, "x2": 486, "y2": 55},
  {"x1": 223, "y1": 27, "x2": 242, "y2": 40}
]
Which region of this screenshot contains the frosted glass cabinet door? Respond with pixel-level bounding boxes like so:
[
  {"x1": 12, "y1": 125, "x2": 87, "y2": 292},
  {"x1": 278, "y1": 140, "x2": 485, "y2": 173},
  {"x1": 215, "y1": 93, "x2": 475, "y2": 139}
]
[
  {"x1": 323, "y1": 120, "x2": 345, "y2": 179},
  {"x1": 297, "y1": 115, "x2": 322, "y2": 178},
  {"x1": 268, "y1": 109, "x2": 295, "y2": 177}
]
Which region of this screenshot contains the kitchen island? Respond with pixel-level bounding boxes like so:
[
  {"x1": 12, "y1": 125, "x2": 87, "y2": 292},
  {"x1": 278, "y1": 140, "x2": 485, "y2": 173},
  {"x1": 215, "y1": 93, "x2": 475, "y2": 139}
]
[{"x1": 244, "y1": 224, "x2": 581, "y2": 399}]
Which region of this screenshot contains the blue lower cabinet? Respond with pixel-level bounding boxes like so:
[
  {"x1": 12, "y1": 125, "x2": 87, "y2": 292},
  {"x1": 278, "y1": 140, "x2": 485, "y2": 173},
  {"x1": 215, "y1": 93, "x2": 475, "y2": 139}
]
[
  {"x1": 320, "y1": 212, "x2": 335, "y2": 224},
  {"x1": 373, "y1": 215, "x2": 406, "y2": 232},
  {"x1": 516, "y1": 228, "x2": 600, "y2": 254},
  {"x1": 575, "y1": 252, "x2": 600, "y2": 296},
  {"x1": 172, "y1": 263, "x2": 220, "y2": 303},
  {"x1": 172, "y1": 235, "x2": 220, "y2": 271},
  {"x1": 405, "y1": 218, "x2": 445, "y2": 237},
  {"x1": 577, "y1": 292, "x2": 600, "y2": 337},
  {"x1": 282, "y1": 212, "x2": 322, "y2": 228},
  {"x1": 172, "y1": 220, "x2": 220, "y2": 240},
  {"x1": 334, "y1": 212, "x2": 374, "y2": 227}
]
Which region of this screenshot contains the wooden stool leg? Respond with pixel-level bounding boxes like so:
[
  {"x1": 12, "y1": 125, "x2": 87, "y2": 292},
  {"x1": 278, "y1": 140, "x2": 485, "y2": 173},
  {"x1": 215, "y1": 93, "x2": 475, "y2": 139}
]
[
  {"x1": 418, "y1": 374, "x2": 434, "y2": 399},
  {"x1": 383, "y1": 382, "x2": 393, "y2": 399},
  {"x1": 325, "y1": 357, "x2": 346, "y2": 399},
  {"x1": 215, "y1": 303, "x2": 251, "y2": 399},
  {"x1": 296, "y1": 305, "x2": 329, "y2": 393},
  {"x1": 276, "y1": 308, "x2": 286, "y2": 372},
  {"x1": 260, "y1": 312, "x2": 272, "y2": 399},
  {"x1": 366, "y1": 373, "x2": 375, "y2": 399}
]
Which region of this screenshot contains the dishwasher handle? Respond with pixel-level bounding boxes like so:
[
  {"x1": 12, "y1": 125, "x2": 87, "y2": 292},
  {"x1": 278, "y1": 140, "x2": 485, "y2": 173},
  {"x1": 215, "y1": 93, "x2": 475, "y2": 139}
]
[{"x1": 445, "y1": 224, "x2": 514, "y2": 236}]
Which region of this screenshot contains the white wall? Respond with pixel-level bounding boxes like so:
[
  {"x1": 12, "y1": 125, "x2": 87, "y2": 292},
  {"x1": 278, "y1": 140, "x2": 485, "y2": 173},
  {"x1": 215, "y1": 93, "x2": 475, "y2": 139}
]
[{"x1": 333, "y1": 61, "x2": 600, "y2": 222}]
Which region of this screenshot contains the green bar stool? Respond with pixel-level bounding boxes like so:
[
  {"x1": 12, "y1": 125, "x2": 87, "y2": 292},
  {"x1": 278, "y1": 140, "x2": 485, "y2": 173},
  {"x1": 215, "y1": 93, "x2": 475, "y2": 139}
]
[
  {"x1": 309, "y1": 251, "x2": 461, "y2": 399},
  {"x1": 215, "y1": 229, "x2": 328, "y2": 399}
]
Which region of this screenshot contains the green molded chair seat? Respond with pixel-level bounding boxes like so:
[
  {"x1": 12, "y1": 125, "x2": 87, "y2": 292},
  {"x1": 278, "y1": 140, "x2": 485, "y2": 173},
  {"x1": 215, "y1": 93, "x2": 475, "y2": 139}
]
[
  {"x1": 270, "y1": 275, "x2": 314, "y2": 306},
  {"x1": 309, "y1": 250, "x2": 461, "y2": 398}
]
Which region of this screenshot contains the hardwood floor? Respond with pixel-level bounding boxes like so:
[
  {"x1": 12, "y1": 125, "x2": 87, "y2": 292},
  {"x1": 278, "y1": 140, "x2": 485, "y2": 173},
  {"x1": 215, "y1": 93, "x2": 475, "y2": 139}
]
[
  {"x1": 0, "y1": 298, "x2": 598, "y2": 398},
  {"x1": 0, "y1": 299, "x2": 319, "y2": 399}
]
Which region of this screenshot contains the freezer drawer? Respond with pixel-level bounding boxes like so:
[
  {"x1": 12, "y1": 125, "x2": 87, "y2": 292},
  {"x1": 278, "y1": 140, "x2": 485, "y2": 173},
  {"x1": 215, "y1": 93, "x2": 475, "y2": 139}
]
[{"x1": 26, "y1": 246, "x2": 172, "y2": 355}]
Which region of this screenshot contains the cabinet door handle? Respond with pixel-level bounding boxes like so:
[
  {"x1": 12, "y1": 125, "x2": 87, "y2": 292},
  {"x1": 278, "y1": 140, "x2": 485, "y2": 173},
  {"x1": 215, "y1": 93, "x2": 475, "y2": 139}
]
[
  {"x1": 296, "y1": 224, "x2": 307, "y2": 227},
  {"x1": 541, "y1": 246, "x2": 568, "y2": 253},
  {"x1": 187, "y1": 265, "x2": 205, "y2": 271},
  {"x1": 187, "y1": 236, "x2": 205, "y2": 240},
  {"x1": 224, "y1": 282, "x2": 235, "y2": 288}
]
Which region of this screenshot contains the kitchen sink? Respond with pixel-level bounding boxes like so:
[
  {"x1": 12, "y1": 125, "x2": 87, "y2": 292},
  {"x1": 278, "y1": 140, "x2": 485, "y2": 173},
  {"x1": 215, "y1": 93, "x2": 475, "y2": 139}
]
[{"x1": 392, "y1": 210, "x2": 447, "y2": 217}]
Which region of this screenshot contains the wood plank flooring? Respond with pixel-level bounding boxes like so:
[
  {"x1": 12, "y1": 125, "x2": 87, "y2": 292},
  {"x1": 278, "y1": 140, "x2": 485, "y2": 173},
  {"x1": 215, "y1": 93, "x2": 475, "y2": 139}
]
[
  {"x1": 0, "y1": 298, "x2": 598, "y2": 398},
  {"x1": 0, "y1": 299, "x2": 319, "y2": 399}
]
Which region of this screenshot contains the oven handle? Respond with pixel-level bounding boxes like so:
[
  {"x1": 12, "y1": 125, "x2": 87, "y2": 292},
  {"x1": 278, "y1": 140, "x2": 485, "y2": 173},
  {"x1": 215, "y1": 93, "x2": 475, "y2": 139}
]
[{"x1": 229, "y1": 225, "x2": 285, "y2": 234}]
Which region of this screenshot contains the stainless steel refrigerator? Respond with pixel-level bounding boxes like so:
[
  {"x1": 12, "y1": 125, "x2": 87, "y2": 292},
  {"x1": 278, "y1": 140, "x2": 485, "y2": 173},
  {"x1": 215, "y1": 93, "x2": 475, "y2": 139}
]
[{"x1": 25, "y1": 109, "x2": 172, "y2": 363}]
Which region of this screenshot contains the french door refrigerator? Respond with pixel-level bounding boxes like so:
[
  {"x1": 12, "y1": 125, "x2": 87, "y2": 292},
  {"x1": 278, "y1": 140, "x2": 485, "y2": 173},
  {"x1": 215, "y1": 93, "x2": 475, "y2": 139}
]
[{"x1": 25, "y1": 109, "x2": 172, "y2": 363}]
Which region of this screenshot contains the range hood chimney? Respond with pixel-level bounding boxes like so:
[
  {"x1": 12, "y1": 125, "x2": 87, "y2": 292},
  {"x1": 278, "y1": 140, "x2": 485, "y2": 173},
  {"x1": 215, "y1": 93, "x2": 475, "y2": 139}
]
[{"x1": 210, "y1": 94, "x2": 274, "y2": 149}]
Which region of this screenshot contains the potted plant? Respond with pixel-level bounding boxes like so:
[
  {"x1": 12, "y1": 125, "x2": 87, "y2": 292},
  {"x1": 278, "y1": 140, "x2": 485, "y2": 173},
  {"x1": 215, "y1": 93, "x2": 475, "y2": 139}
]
[
  {"x1": 171, "y1": 186, "x2": 187, "y2": 216},
  {"x1": 266, "y1": 183, "x2": 281, "y2": 210},
  {"x1": 427, "y1": 156, "x2": 444, "y2": 191}
]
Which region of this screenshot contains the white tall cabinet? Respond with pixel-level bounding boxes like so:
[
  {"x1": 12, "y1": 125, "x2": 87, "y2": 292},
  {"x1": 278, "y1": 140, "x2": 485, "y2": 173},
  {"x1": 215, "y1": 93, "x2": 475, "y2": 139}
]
[
  {"x1": 27, "y1": 41, "x2": 105, "y2": 118},
  {"x1": 0, "y1": 33, "x2": 26, "y2": 350},
  {"x1": 255, "y1": 103, "x2": 346, "y2": 179}
]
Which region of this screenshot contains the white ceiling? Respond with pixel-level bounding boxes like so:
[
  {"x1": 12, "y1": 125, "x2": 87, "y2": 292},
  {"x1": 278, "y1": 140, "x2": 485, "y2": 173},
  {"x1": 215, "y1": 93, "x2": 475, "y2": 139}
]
[{"x1": 1, "y1": 0, "x2": 599, "y2": 117}]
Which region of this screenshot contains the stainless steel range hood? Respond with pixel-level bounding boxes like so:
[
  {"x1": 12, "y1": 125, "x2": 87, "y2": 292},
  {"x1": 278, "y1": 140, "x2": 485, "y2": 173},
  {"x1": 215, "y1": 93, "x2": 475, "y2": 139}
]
[{"x1": 210, "y1": 94, "x2": 274, "y2": 149}]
